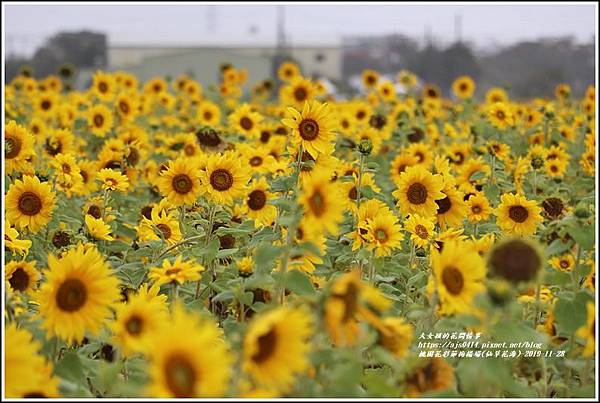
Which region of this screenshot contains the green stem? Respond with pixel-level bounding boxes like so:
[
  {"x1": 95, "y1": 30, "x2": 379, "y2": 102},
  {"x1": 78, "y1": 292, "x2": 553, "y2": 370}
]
[{"x1": 356, "y1": 153, "x2": 365, "y2": 211}]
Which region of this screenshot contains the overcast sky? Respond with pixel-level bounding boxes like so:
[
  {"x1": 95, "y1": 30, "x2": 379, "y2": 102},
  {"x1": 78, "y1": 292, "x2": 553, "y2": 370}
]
[{"x1": 4, "y1": 3, "x2": 597, "y2": 57}]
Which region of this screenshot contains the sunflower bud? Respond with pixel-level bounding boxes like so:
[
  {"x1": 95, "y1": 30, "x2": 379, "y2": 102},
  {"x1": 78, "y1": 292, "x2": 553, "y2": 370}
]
[
  {"x1": 530, "y1": 156, "x2": 544, "y2": 170},
  {"x1": 358, "y1": 139, "x2": 373, "y2": 155},
  {"x1": 574, "y1": 206, "x2": 591, "y2": 219}
]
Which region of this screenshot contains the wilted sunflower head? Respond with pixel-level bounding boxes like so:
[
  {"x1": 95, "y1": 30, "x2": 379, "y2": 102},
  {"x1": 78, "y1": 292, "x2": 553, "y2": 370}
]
[{"x1": 487, "y1": 237, "x2": 543, "y2": 285}]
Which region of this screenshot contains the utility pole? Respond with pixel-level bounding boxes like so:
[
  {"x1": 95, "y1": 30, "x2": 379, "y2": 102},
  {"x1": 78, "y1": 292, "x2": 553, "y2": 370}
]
[
  {"x1": 272, "y1": 5, "x2": 289, "y2": 86},
  {"x1": 454, "y1": 14, "x2": 462, "y2": 43}
]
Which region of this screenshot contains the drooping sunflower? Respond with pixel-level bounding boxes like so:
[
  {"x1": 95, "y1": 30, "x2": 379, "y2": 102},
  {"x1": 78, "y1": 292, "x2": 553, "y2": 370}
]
[
  {"x1": 5, "y1": 324, "x2": 61, "y2": 398},
  {"x1": 487, "y1": 237, "x2": 542, "y2": 284},
  {"x1": 157, "y1": 157, "x2": 204, "y2": 206},
  {"x1": 6, "y1": 260, "x2": 39, "y2": 294},
  {"x1": 200, "y1": 152, "x2": 250, "y2": 205},
  {"x1": 5, "y1": 120, "x2": 35, "y2": 174},
  {"x1": 485, "y1": 87, "x2": 509, "y2": 104},
  {"x1": 242, "y1": 178, "x2": 278, "y2": 227},
  {"x1": 243, "y1": 307, "x2": 313, "y2": 393},
  {"x1": 392, "y1": 165, "x2": 445, "y2": 218},
  {"x1": 145, "y1": 303, "x2": 233, "y2": 397},
  {"x1": 6, "y1": 175, "x2": 57, "y2": 233},
  {"x1": 111, "y1": 290, "x2": 169, "y2": 356},
  {"x1": 404, "y1": 213, "x2": 436, "y2": 250},
  {"x1": 431, "y1": 239, "x2": 486, "y2": 316},
  {"x1": 452, "y1": 75, "x2": 475, "y2": 99},
  {"x1": 282, "y1": 100, "x2": 337, "y2": 159},
  {"x1": 36, "y1": 243, "x2": 121, "y2": 344},
  {"x1": 85, "y1": 214, "x2": 115, "y2": 241},
  {"x1": 148, "y1": 256, "x2": 204, "y2": 287},
  {"x1": 377, "y1": 317, "x2": 414, "y2": 358},
  {"x1": 4, "y1": 219, "x2": 32, "y2": 256},
  {"x1": 495, "y1": 193, "x2": 543, "y2": 236},
  {"x1": 404, "y1": 358, "x2": 454, "y2": 397},
  {"x1": 87, "y1": 103, "x2": 114, "y2": 137},
  {"x1": 325, "y1": 270, "x2": 391, "y2": 347},
  {"x1": 228, "y1": 103, "x2": 263, "y2": 139},
  {"x1": 299, "y1": 168, "x2": 344, "y2": 236}
]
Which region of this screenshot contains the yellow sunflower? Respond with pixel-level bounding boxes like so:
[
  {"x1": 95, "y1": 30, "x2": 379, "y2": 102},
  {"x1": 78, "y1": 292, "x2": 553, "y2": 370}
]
[
  {"x1": 435, "y1": 180, "x2": 467, "y2": 229},
  {"x1": 466, "y1": 193, "x2": 491, "y2": 223},
  {"x1": 361, "y1": 213, "x2": 404, "y2": 257},
  {"x1": 243, "y1": 306, "x2": 313, "y2": 393},
  {"x1": 111, "y1": 290, "x2": 168, "y2": 356},
  {"x1": 148, "y1": 256, "x2": 204, "y2": 287},
  {"x1": 197, "y1": 100, "x2": 221, "y2": 126},
  {"x1": 404, "y1": 214, "x2": 436, "y2": 249},
  {"x1": 488, "y1": 102, "x2": 514, "y2": 129},
  {"x1": 431, "y1": 239, "x2": 486, "y2": 315},
  {"x1": 6, "y1": 260, "x2": 39, "y2": 294},
  {"x1": 5, "y1": 120, "x2": 35, "y2": 174},
  {"x1": 200, "y1": 152, "x2": 250, "y2": 205},
  {"x1": 299, "y1": 168, "x2": 345, "y2": 236},
  {"x1": 280, "y1": 76, "x2": 316, "y2": 108},
  {"x1": 282, "y1": 100, "x2": 337, "y2": 159},
  {"x1": 495, "y1": 193, "x2": 543, "y2": 236},
  {"x1": 549, "y1": 253, "x2": 575, "y2": 272},
  {"x1": 97, "y1": 168, "x2": 130, "y2": 192},
  {"x1": 4, "y1": 219, "x2": 32, "y2": 256},
  {"x1": 278, "y1": 61, "x2": 301, "y2": 82},
  {"x1": 242, "y1": 177, "x2": 278, "y2": 227},
  {"x1": 229, "y1": 103, "x2": 263, "y2": 139},
  {"x1": 392, "y1": 165, "x2": 445, "y2": 218},
  {"x1": 91, "y1": 70, "x2": 116, "y2": 101},
  {"x1": 115, "y1": 91, "x2": 139, "y2": 122},
  {"x1": 485, "y1": 87, "x2": 508, "y2": 104},
  {"x1": 404, "y1": 358, "x2": 454, "y2": 397},
  {"x1": 377, "y1": 317, "x2": 414, "y2": 358},
  {"x1": 452, "y1": 75, "x2": 475, "y2": 99},
  {"x1": 85, "y1": 214, "x2": 115, "y2": 241},
  {"x1": 36, "y1": 243, "x2": 121, "y2": 344},
  {"x1": 145, "y1": 303, "x2": 233, "y2": 397},
  {"x1": 87, "y1": 103, "x2": 114, "y2": 137},
  {"x1": 5, "y1": 324, "x2": 61, "y2": 398},
  {"x1": 157, "y1": 157, "x2": 204, "y2": 206},
  {"x1": 575, "y1": 302, "x2": 595, "y2": 358},
  {"x1": 362, "y1": 69, "x2": 380, "y2": 89},
  {"x1": 6, "y1": 175, "x2": 57, "y2": 233},
  {"x1": 137, "y1": 208, "x2": 183, "y2": 246}
]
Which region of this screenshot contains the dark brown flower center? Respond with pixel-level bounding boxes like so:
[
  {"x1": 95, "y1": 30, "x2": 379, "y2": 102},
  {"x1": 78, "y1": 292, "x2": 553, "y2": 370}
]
[
  {"x1": 172, "y1": 174, "x2": 193, "y2": 194},
  {"x1": 471, "y1": 205, "x2": 482, "y2": 214},
  {"x1": 369, "y1": 114, "x2": 387, "y2": 130},
  {"x1": 196, "y1": 128, "x2": 222, "y2": 147},
  {"x1": 52, "y1": 230, "x2": 72, "y2": 248},
  {"x1": 436, "y1": 196, "x2": 452, "y2": 215},
  {"x1": 247, "y1": 190, "x2": 267, "y2": 210},
  {"x1": 41, "y1": 100, "x2": 51, "y2": 110},
  {"x1": 252, "y1": 327, "x2": 277, "y2": 364},
  {"x1": 125, "y1": 315, "x2": 144, "y2": 336},
  {"x1": 240, "y1": 116, "x2": 254, "y2": 131},
  {"x1": 508, "y1": 205, "x2": 529, "y2": 223},
  {"x1": 308, "y1": 190, "x2": 326, "y2": 216},
  {"x1": 249, "y1": 156, "x2": 263, "y2": 167},
  {"x1": 407, "y1": 183, "x2": 428, "y2": 205},
  {"x1": 156, "y1": 224, "x2": 172, "y2": 240},
  {"x1": 489, "y1": 239, "x2": 541, "y2": 283},
  {"x1": 356, "y1": 110, "x2": 366, "y2": 120},
  {"x1": 165, "y1": 354, "x2": 197, "y2": 397},
  {"x1": 441, "y1": 266, "x2": 464, "y2": 295},
  {"x1": 119, "y1": 101, "x2": 129, "y2": 114},
  {"x1": 408, "y1": 127, "x2": 424, "y2": 143},
  {"x1": 348, "y1": 186, "x2": 358, "y2": 200},
  {"x1": 496, "y1": 110, "x2": 505, "y2": 120},
  {"x1": 56, "y1": 278, "x2": 87, "y2": 312},
  {"x1": 5, "y1": 137, "x2": 22, "y2": 159},
  {"x1": 541, "y1": 197, "x2": 563, "y2": 218},
  {"x1": 219, "y1": 234, "x2": 236, "y2": 250},
  {"x1": 294, "y1": 87, "x2": 308, "y2": 101},
  {"x1": 45, "y1": 138, "x2": 62, "y2": 156},
  {"x1": 298, "y1": 119, "x2": 319, "y2": 141},
  {"x1": 9, "y1": 267, "x2": 29, "y2": 291},
  {"x1": 18, "y1": 192, "x2": 42, "y2": 216},
  {"x1": 87, "y1": 205, "x2": 102, "y2": 219},
  {"x1": 260, "y1": 130, "x2": 271, "y2": 143},
  {"x1": 415, "y1": 224, "x2": 429, "y2": 239},
  {"x1": 98, "y1": 82, "x2": 108, "y2": 93},
  {"x1": 338, "y1": 281, "x2": 359, "y2": 322},
  {"x1": 93, "y1": 114, "x2": 104, "y2": 128},
  {"x1": 210, "y1": 169, "x2": 234, "y2": 191}
]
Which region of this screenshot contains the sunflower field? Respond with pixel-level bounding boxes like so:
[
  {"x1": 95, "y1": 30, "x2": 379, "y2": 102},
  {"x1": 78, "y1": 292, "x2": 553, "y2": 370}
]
[{"x1": 3, "y1": 64, "x2": 596, "y2": 398}]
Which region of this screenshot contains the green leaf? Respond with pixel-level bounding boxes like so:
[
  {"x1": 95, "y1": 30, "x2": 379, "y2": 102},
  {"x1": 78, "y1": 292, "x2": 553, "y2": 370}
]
[
  {"x1": 254, "y1": 244, "x2": 282, "y2": 273},
  {"x1": 566, "y1": 221, "x2": 595, "y2": 250},
  {"x1": 285, "y1": 269, "x2": 316, "y2": 296},
  {"x1": 554, "y1": 292, "x2": 593, "y2": 335},
  {"x1": 55, "y1": 351, "x2": 87, "y2": 384}
]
